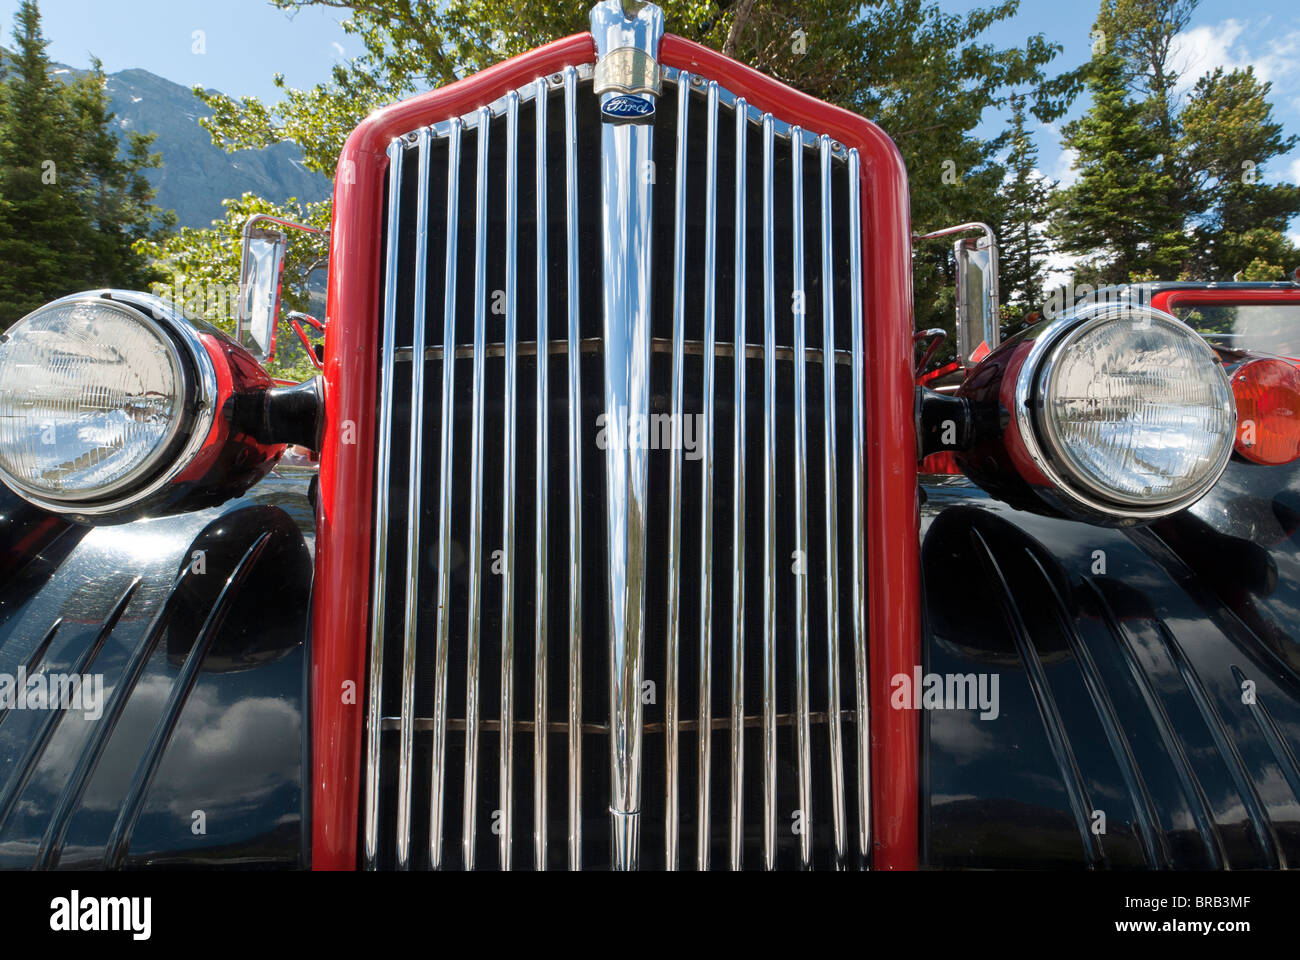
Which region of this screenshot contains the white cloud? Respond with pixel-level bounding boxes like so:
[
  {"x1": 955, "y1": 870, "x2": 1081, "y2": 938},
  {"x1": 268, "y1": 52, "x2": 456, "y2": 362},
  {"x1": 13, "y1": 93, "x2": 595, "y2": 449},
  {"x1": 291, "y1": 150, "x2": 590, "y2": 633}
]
[
  {"x1": 331, "y1": 41, "x2": 345, "y2": 58},
  {"x1": 1171, "y1": 19, "x2": 1248, "y2": 90},
  {"x1": 1171, "y1": 17, "x2": 1300, "y2": 92},
  {"x1": 1054, "y1": 146, "x2": 1080, "y2": 189}
]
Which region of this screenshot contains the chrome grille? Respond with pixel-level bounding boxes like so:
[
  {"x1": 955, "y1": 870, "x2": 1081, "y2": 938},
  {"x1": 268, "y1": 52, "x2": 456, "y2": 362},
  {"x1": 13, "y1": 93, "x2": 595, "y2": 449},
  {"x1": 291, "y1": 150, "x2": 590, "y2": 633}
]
[{"x1": 363, "y1": 67, "x2": 870, "y2": 870}]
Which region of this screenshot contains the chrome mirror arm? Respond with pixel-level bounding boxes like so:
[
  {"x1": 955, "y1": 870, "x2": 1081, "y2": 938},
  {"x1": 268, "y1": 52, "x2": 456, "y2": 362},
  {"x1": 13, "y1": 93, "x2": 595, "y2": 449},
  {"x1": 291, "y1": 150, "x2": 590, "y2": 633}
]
[
  {"x1": 914, "y1": 222, "x2": 1001, "y2": 368},
  {"x1": 237, "y1": 215, "x2": 327, "y2": 364}
]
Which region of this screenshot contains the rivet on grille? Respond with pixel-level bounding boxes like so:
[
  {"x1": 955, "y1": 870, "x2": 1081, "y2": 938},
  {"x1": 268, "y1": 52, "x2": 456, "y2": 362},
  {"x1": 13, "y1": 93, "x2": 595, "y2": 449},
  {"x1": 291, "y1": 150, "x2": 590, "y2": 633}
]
[
  {"x1": 690, "y1": 75, "x2": 704, "y2": 86},
  {"x1": 832, "y1": 141, "x2": 844, "y2": 154}
]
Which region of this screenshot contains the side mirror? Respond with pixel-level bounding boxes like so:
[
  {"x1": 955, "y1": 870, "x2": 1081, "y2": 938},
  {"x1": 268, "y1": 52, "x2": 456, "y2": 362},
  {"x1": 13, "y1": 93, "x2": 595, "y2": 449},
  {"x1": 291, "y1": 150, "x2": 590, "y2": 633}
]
[
  {"x1": 953, "y1": 228, "x2": 1000, "y2": 366},
  {"x1": 238, "y1": 225, "x2": 287, "y2": 361},
  {"x1": 237, "y1": 214, "x2": 326, "y2": 363},
  {"x1": 914, "y1": 222, "x2": 1001, "y2": 367}
]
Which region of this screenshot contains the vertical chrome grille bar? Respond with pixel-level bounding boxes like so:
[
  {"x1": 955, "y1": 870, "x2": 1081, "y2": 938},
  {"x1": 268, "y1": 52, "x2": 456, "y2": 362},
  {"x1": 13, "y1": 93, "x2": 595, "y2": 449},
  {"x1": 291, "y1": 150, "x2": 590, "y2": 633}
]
[
  {"x1": 664, "y1": 70, "x2": 691, "y2": 873},
  {"x1": 462, "y1": 104, "x2": 492, "y2": 871},
  {"x1": 563, "y1": 66, "x2": 583, "y2": 872},
  {"x1": 396, "y1": 127, "x2": 433, "y2": 870},
  {"x1": 760, "y1": 112, "x2": 777, "y2": 872},
  {"x1": 818, "y1": 135, "x2": 847, "y2": 867},
  {"x1": 429, "y1": 118, "x2": 463, "y2": 870},
  {"x1": 790, "y1": 126, "x2": 813, "y2": 872},
  {"x1": 728, "y1": 96, "x2": 748, "y2": 873},
  {"x1": 532, "y1": 76, "x2": 550, "y2": 874},
  {"x1": 696, "y1": 79, "x2": 719, "y2": 872},
  {"x1": 848, "y1": 148, "x2": 871, "y2": 866},
  {"x1": 363, "y1": 137, "x2": 404, "y2": 870},
  {"x1": 498, "y1": 90, "x2": 520, "y2": 871}
]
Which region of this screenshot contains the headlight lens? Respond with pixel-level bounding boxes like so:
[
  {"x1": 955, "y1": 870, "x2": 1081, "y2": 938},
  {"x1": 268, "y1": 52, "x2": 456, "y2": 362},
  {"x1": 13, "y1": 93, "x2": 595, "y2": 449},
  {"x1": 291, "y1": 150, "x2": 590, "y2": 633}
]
[
  {"x1": 1036, "y1": 312, "x2": 1235, "y2": 507},
  {"x1": 0, "y1": 298, "x2": 186, "y2": 501}
]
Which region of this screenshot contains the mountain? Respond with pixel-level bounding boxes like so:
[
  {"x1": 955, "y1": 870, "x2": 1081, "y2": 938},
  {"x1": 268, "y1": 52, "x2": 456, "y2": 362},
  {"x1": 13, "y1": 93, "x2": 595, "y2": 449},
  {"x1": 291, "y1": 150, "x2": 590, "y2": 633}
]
[{"x1": 48, "y1": 60, "x2": 332, "y2": 229}]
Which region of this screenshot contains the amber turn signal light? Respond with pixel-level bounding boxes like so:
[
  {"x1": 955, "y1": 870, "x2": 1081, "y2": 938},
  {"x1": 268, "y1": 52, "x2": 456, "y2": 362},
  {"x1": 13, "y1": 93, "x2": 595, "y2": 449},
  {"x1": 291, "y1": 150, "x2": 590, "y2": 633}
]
[{"x1": 1232, "y1": 358, "x2": 1300, "y2": 465}]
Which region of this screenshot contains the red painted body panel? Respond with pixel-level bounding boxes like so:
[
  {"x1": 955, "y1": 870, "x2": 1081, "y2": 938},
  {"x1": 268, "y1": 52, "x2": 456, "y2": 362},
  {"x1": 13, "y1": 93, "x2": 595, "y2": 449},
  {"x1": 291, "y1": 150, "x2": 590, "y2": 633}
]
[
  {"x1": 312, "y1": 32, "x2": 920, "y2": 870},
  {"x1": 175, "y1": 332, "x2": 285, "y2": 490},
  {"x1": 1152, "y1": 287, "x2": 1300, "y2": 312},
  {"x1": 1156, "y1": 287, "x2": 1300, "y2": 364}
]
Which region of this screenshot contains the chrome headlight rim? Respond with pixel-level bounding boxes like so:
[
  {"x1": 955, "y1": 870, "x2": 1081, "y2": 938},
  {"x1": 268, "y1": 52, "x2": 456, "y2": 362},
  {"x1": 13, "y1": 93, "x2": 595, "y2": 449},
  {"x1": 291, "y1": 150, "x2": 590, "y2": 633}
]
[
  {"x1": 1013, "y1": 303, "x2": 1236, "y2": 521},
  {"x1": 0, "y1": 291, "x2": 219, "y2": 519}
]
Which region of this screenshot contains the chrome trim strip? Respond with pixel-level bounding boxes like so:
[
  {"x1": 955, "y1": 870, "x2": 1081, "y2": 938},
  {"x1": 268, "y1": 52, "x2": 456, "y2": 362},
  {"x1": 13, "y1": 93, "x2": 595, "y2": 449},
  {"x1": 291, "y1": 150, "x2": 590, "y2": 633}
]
[
  {"x1": 760, "y1": 112, "x2": 777, "y2": 872},
  {"x1": 384, "y1": 709, "x2": 855, "y2": 735},
  {"x1": 462, "y1": 105, "x2": 492, "y2": 871},
  {"x1": 498, "y1": 90, "x2": 521, "y2": 871},
  {"x1": 696, "y1": 79, "x2": 719, "y2": 872},
  {"x1": 819, "y1": 135, "x2": 847, "y2": 868},
  {"x1": 847, "y1": 148, "x2": 871, "y2": 866},
  {"x1": 429, "y1": 117, "x2": 463, "y2": 870},
  {"x1": 103, "y1": 536, "x2": 272, "y2": 870},
  {"x1": 728, "y1": 95, "x2": 748, "y2": 873},
  {"x1": 664, "y1": 69, "x2": 690, "y2": 873},
  {"x1": 563, "y1": 65, "x2": 584, "y2": 872},
  {"x1": 398, "y1": 338, "x2": 852, "y2": 364},
  {"x1": 592, "y1": 2, "x2": 663, "y2": 872},
  {"x1": 396, "y1": 127, "x2": 433, "y2": 870},
  {"x1": 532, "y1": 76, "x2": 550, "y2": 873},
  {"x1": 363, "y1": 137, "x2": 404, "y2": 870},
  {"x1": 790, "y1": 125, "x2": 813, "y2": 871}
]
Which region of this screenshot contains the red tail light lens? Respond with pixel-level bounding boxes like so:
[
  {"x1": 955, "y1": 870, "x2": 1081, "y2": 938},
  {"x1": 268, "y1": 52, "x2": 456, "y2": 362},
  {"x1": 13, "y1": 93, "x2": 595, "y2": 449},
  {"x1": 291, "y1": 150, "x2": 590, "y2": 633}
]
[{"x1": 1231, "y1": 358, "x2": 1300, "y2": 465}]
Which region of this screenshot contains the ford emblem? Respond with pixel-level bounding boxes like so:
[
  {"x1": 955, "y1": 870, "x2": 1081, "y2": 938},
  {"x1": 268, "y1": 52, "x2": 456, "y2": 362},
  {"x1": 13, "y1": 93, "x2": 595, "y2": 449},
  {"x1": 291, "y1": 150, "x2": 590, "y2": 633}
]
[{"x1": 601, "y1": 94, "x2": 655, "y2": 123}]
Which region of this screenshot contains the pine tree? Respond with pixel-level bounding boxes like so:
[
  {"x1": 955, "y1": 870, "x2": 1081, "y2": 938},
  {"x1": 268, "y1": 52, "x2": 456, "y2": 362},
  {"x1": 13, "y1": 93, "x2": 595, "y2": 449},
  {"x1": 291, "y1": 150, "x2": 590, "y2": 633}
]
[
  {"x1": 0, "y1": 1, "x2": 171, "y2": 327},
  {"x1": 1052, "y1": 53, "x2": 1187, "y2": 285},
  {"x1": 0, "y1": 0, "x2": 88, "y2": 322},
  {"x1": 64, "y1": 58, "x2": 174, "y2": 291},
  {"x1": 996, "y1": 94, "x2": 1054, "y2": 306},
  {"x1": 1179, "y1": 67, "x2": 1300, "y2": 279}
]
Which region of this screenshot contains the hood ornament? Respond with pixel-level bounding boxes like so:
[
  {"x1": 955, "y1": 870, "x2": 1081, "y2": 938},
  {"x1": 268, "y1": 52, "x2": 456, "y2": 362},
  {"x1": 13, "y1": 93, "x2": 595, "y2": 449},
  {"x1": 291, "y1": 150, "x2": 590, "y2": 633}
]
[
  {"x1": 588, "y1": 0, "x2": 664, "y2": 870},
  {"x1": 592, "y1": 0, "x2": 663, "y2": 123}
]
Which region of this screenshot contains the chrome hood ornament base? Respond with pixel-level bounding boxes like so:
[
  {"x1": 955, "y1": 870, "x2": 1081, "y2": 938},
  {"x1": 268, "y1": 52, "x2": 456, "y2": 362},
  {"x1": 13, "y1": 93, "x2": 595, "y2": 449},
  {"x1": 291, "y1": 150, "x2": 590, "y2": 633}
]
[{"x1": 589, "y1": 0, "x2": 664, "y2": 871}]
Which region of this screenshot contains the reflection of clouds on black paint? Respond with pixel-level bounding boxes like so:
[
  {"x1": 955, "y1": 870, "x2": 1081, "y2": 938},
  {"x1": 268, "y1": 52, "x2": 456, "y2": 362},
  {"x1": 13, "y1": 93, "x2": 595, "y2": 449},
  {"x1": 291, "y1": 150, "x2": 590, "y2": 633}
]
[
  {"x1": 72, "y1": 677, "x2": 299, "y2": 816},
  {"x1": 929, "y1": 709, "x2": 998, "y2": 765}
]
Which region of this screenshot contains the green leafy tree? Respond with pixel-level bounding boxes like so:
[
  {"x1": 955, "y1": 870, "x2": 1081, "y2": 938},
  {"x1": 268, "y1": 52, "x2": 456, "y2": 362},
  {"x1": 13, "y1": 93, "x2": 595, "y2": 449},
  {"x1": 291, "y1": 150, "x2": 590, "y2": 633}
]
[
  {"x1": 181, "y1": 0, "x2": 1078, "y2": 370},
  {"x1": 136, "y1": 193, "x2": 330, "y2": 382},
  {"x1": 1180, "y1": 66, "x2": 1300, "y2": 279},
  {"x1": 0, "y1": 0, "x2": 171, "y2": 326}
]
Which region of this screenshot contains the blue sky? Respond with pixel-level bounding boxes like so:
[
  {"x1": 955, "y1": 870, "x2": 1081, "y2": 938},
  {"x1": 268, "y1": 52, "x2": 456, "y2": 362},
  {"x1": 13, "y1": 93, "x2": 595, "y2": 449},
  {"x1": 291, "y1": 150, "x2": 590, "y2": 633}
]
[{"x1": 3, "y1": 0, "x2": 1299, "y2": 233}]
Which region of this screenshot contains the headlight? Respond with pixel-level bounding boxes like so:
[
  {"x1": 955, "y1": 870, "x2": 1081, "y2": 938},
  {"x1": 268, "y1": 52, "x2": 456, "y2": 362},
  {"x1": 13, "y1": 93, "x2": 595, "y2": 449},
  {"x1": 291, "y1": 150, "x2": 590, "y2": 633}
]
[
  {"x1": 0, "y1": 298, "x2": 185, "y2": 499},
  {"x1": 1014, "y1": 304, "x2": 1235, "y2": 520},
  {"x1": 0, "y1": 293, "x2": 219, "y2": 519}
]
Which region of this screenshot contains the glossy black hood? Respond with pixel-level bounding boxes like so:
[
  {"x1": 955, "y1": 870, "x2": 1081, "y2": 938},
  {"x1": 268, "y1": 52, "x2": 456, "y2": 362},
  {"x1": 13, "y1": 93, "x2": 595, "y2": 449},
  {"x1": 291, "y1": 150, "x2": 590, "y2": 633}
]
[
  {"x1": 919, "y1": 466, "x2": 1300, "y2": 869},
  {"x1": 0, "y1": 473, "x2": 313, "y2": 869}
]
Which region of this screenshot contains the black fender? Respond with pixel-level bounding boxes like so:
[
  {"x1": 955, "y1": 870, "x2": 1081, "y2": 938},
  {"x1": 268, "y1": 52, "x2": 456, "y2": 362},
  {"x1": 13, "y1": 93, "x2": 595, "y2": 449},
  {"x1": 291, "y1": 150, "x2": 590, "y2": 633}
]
[
  {"x1": 919, "y1": 464, "x2": 1300, "y2": 869},
  {"x1": 0, "y1": 470, "x2": 314, "y2": 869}
]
